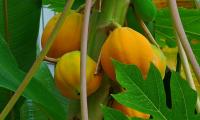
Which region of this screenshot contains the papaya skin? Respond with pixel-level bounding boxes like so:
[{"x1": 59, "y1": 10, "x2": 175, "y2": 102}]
[
  {"x1": 101, "y1": 27, "x2": 155, "y2": 80},
  {"x1": 112, "y1": 101, "x2": 150, "y2": 119},
  {"x1": 41, "y1": 12, "x2": 83, "y2": 58},
  {"x1": 151, "y1": 45, "x2": 167, "y2": 78},
  {"x1": 55, "y1": 51, "x2": 102, "y2": 99},
  {"x1": 132, "y1": 0, "x2": 157, "y2": 22}
]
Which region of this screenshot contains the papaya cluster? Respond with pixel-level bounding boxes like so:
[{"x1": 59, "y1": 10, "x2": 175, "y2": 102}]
[
  {"x1": 41, "y1": 11, "x2": 102, "y2": 99},
  {"x1": 41, "y1": 1, "x2": 166, "y2": 118}
]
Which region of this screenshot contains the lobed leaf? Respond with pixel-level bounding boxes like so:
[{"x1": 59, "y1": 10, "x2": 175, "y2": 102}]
[{"x1": 105, "y1": 60, "x2": 200, "y2": 120}]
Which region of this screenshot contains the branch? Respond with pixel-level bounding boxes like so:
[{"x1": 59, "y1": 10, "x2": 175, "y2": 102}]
[
  {"x1": 94, "y1": 51, "x2": 102, "y2": 75},
  {"x1": 131, "y1": 4, "x2": 159, "y2": 48},
  {"x1": 80, "y1": 0, "x2": 92, "y2": 120},
  {"x1": 168, "y1": 0, "x2": 200, "y2": 84},
  {"x1": 136, "y1": 15, "x2": 159, "y2": 48},
  {"x1": 0, "y1": 0, "x2": 75, "y2": 119},
  {"x1": 176, "y1": 33, "x2": 200, "y2": 113},
  {"x1": 44, "y1": 56, "x2": 58, "y2": 64}
]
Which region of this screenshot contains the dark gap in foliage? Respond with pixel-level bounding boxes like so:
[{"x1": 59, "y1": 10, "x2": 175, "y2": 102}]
[{"x1": 163, "y1": 67, "x2": 172, "y2": 108}]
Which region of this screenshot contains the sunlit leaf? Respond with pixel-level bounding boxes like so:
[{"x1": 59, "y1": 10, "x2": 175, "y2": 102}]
[{"x1": 110, "y1": 60, "x2": 200, "y2": 120}]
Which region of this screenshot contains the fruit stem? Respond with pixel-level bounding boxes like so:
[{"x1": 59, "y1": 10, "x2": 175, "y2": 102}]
[
  {"x1": 0, "y1": 0, "x2": 75, "y2": 119},
  {"x1": 94, "y1": 51, "x2": 102, "y2": 75},
  {"x1": 132, "y1": 5, "x2": 159, "y2": 48},
  {"x1": 176, "y1": 33, "x2": 200, "y2": 113},
  {"x1": 44, "y1": 56, "x2": 58, "y2": 64},
  {"x1": 137, "y1": 17, "x2": 159, "y2": 48},
  {"x1": 88, "y1": 0, "x2": 130, "y2": 60},
  {"x1": 76, "y1": 0, "x2": 96, "y2": 12},
  {"x1": 112, "y1": 21, "x2": 122, "y2": 28},
  {"x1": 168, "y1": 0, "x2": 200, "y2": 84},
  {"x1": 80, "y1": 0, "x2": 92, "y2": 120},
  {"x1": 3, "y1": 0, "x2": 9, "y2": 42},
  {"x1": 86, "y1": 1, "x2": 130, "y2": 119}
]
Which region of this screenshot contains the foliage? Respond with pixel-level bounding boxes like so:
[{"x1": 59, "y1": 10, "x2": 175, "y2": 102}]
[
  {"x1": 42, "y1": 0, "x2": 85, "y2": 11},
  {"x1": 0, "y1": 0, "x2": 200, "y2": 120},
  {"x1": 191, "y1": 43, "x2": 200, "y2": 64},
  {"x1": 0, "y1": 34, "x2": 68, "y2": 119},
  {"x1": 20, "y1": 99, "x2": 49, "y2": 120},
  {"x1": 155, "y1": 8, "x2": 200, "y2": 48},
  {"x1": 103, "y1": 60, "x2": 200, "y2": 120},
  {"x1": 0, "y1": 0, "x2": 41, "y2": 71}
]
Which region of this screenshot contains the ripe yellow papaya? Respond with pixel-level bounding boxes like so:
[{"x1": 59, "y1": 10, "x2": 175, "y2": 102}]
[
  {"x1": 41, "y1": 11, "x2": 83, "y2": 58},
  {"x1": 151, "y1": 45, "x2": 167, "y2": 78},
  {"x1": 101, "y1": 27, "x2": 155, "y2": 80},
  {"x1": 55, "y1": 51, "x2": 102, "y2": 99},
  {"x1": 112, "y1": 101, "x2": 150, "y2": 119}
]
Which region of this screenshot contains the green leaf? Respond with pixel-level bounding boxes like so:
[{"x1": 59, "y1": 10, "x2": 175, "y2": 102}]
[
  {"x1": 155, "y1": 8, "x2": 200, "y2": 47},
  {"x1": 42, "y1": 0, "x2": 85, "y2": 12},
  {"x1": 0, "y1": 0, "x2": 41, "y2": 71},
  {"x1": 102, "y1": 105, "x2": 144, "y2": 120},
  {"x1": 191, "y1": 43, "x2": 200, "y2": 64},
  {"x1": 0, "y1": 35, "x2": 67, "y2": 120},
  {"x1": 155, "y1": 7, "x2": 200, "y2": 70},
  {"x1": 126, "y1": 7, "x2": 144, "y2": 34},
  {"x1": 155, "y1": 8, "x2": 200, "y2": 43},
  {"x1": 20, "y1": 99, "x2": 49, "y2": 120},
  {"x1": 0, "y1": 88, "x2": 12, "y2": 111},
  {"x1": 102, "y1": 106, "x2": 129, "y2": 120},
  {"x1": 111, "y1": 60, "x2": 200, "y2": 120}
]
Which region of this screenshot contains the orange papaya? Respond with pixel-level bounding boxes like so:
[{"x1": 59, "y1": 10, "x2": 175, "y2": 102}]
[
  {"x1": 112, "y1": 100, "x2": 150, "y2": 119},
  {"x1": 101, "y1": 27, "x2": 154, "y2": 80},
  {"x1": 55, "y1": 51, "x2": 102, "y2": 99},
  {"x1": 41, "y1": 12, "x2": 83, "y2": 58}
]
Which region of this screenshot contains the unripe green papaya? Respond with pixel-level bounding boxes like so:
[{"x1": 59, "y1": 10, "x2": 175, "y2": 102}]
[
  {"x1": 132, "y1": 0, "x2": 157, "y2": 22},
  {"x1": 126, "y1": 7, "x2": 155, "y2": 35},
  {"x1": 126, "y1": 7, "x2": 144, "y2": 34}
]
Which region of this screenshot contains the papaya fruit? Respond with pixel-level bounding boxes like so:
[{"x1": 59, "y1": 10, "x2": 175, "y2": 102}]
[
  {"x1": 41, "y1": 11, "x2": 83, "y2": 58},
  {"x1": 151, "y1": 45, "x2": 167, "y2": 78},
  {"x1": 101, "y1": 27, "x2": 154, "y2": 80},
  {"x1": 126, "y1": 7, "x2": 144, "y2": 34},
  {"x1": 55, "y1": 51, "x2": 102, "y2": 99},
  {"x1": 101, "y1": 27, "x2": 166, "y2": 80},
  {"x1": 112, "y1": 100, "x2": 150, "y2": 119},
  {"x1": 132, "y1": 0, "x2": 157, "y2": 22},
  {"x1": 126, "y1": 6, "x2": 155, "y2": 35}
]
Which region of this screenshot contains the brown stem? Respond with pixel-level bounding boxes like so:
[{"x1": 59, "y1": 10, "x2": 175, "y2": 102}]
[
  {"x1": 3, "y1": 0, "x2": 9, "y2": 42},
  {"x1": 168, "y1": 0, "x2": 200, "y2": 84},
  {"x1": 94, "y1": 51, "x2": 102, "y2": 75},
  {"x1": 80, "y1": 0, "x2": 92, "y2": 120},
  {"x1": 43, "y1": 56, "x2": 58, "y2": 64},
  {"x1": 132, "y1": 4, "x2": 159, "y2": 48},
  {"x1": 76, "y1": 0, "x2": 97, "y2": 13},
  {"x1": 137, "y1": 15, "x2": 159, "y2": 48}
]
